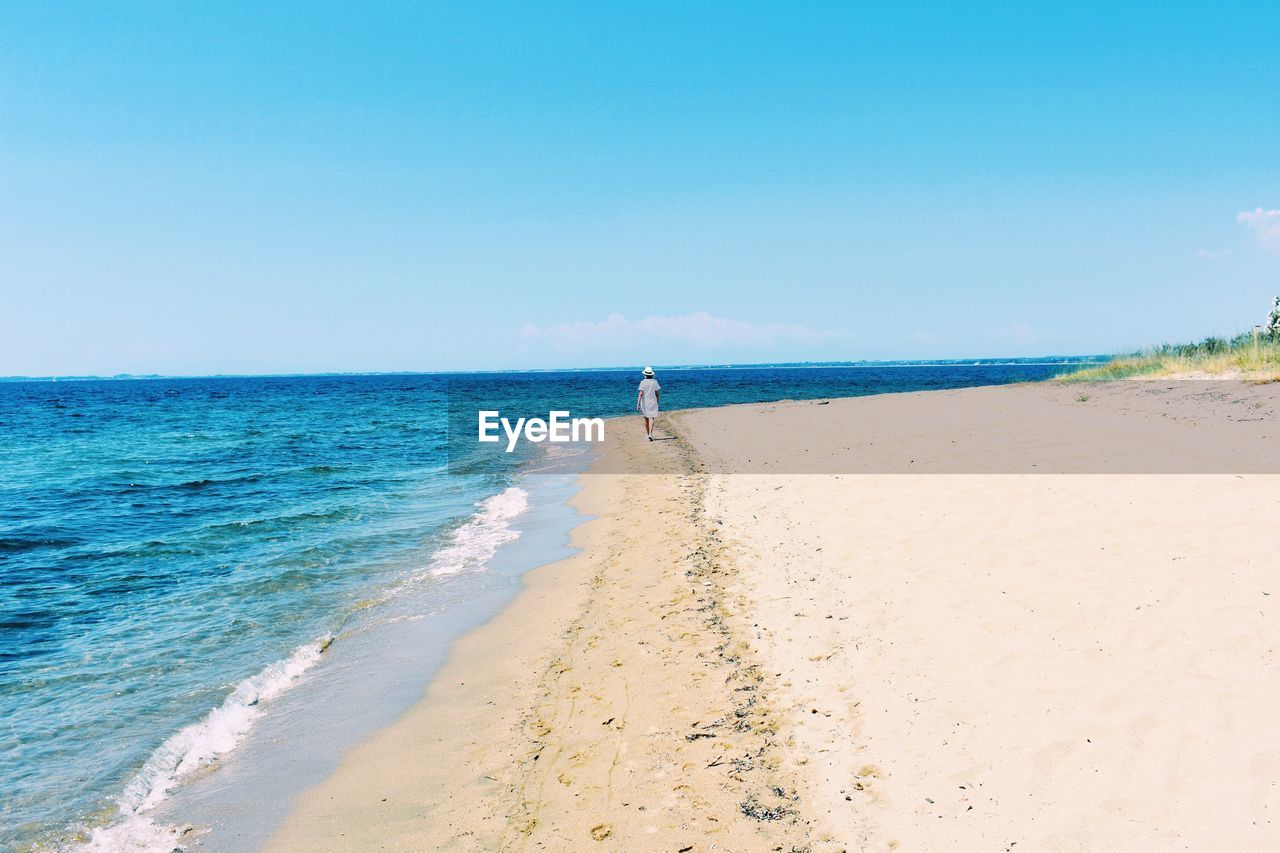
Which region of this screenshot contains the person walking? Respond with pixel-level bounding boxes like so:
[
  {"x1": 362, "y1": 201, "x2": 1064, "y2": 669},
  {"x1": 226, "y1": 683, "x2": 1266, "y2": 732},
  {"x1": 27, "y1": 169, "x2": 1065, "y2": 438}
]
[{"x1": 636, "y1": 366, "x2": 660, "y2": 441}]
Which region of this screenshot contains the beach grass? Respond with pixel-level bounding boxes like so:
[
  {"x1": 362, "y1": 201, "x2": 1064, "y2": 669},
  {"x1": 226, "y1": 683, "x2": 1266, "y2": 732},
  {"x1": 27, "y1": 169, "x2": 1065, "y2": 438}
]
[{"x1": 1060, "y1": 334, "x2": 1280, "y2": 381}]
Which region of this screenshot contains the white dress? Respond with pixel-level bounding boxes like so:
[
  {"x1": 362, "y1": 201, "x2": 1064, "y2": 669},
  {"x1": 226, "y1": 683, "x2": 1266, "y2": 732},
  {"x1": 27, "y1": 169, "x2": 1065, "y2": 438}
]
[{"x1": 638, "y1": 378, "x2": 660, "y2": 417}]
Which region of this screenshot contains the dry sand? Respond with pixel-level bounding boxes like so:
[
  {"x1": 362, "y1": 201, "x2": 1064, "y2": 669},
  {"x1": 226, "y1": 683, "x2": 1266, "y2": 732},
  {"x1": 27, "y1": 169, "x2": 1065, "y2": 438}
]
[{"x1": 271, "y1": 380, "x2": 1280, "y2": 851}]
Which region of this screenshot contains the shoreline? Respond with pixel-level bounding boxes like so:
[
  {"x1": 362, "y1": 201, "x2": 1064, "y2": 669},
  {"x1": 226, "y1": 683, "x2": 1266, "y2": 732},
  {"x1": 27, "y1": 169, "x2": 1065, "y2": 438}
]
[
  {"x1": 270, "y1": 380, "x2": 1280, "y2": 850},
  {"x1": 87, "y1": 468, "x2": 594, "y2": 851},
  {"x1": 268, "y1": 419, "x2": 813, "y2": 850}
]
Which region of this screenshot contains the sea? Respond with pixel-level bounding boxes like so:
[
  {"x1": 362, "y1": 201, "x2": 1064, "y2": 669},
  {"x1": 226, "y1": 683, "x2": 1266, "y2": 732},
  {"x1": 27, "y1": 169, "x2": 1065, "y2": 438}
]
[{"x1": 0, "y1": 361, "x2": 1094, "y2": 850}]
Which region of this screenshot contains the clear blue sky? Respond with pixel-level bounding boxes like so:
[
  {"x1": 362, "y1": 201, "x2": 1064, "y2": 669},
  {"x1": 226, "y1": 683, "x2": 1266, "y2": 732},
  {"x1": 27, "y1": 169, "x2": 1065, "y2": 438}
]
[{"x1": 3, "y1": 1, "x2": 1277, "y2": 375}]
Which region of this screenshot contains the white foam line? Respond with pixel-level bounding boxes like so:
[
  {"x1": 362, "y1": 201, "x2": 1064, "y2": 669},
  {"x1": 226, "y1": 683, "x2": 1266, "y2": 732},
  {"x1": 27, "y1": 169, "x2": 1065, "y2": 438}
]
[
  {"x1": 75, "y1": 485, "x2": 531, "y2": 850},
  {"x1": 77, "y1": 635, "x2": 331, "y2": 852},
  {"x1": 425, "y1": 486, "x2": 530, "y2": 578}
]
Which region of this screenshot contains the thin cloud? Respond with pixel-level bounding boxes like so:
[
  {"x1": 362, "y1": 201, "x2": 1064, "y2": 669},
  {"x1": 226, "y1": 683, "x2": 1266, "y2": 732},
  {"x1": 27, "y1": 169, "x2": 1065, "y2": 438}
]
[
  {"x1": 1237, "y1": 208, "x2": 1280, "y2": 254},
  {"x1": 1195, "y1": 248, "x2": 1231, "y2": 259},
  {"x1": 517, "y1": 312, "x2": 843, "y2": 354}
]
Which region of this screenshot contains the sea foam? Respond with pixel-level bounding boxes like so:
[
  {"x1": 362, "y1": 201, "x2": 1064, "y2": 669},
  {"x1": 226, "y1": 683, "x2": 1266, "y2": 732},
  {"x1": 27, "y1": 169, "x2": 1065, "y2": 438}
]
[
  {"x1": 83, "y1": 486, "x2": 530, "y2": 849},
  {"x1": 80, "y1": 636, "x2": 329, "y2": 851},
  {"x1": 427, "y1": 486, "x2": 529, "y2": 577}
]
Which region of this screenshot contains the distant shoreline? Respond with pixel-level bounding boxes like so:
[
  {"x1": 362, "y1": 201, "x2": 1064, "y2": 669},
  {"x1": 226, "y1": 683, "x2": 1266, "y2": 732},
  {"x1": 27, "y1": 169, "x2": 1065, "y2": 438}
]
[{"x1": 0, "y1": 355, "x2": 1109, "y2": 383}]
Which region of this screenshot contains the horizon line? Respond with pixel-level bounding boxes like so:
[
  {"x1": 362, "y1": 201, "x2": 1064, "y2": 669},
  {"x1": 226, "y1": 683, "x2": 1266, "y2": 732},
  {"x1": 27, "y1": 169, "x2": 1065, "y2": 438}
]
[{"x1": 0, "y1": 354, "x2": 1110, "y2": 383}]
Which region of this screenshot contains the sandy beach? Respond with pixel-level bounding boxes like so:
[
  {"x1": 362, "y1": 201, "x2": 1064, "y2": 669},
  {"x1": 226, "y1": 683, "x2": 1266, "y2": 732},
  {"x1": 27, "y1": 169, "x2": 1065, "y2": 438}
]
[{"x1": 271, "y1": 380, "x2": 1280, "y2": 851}]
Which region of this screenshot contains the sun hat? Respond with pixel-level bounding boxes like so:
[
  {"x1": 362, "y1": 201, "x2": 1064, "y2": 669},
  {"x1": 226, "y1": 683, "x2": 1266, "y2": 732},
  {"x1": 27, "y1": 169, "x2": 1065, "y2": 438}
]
[{"x1": 643, "y1": 366, "x2": 654, "y2": 376}]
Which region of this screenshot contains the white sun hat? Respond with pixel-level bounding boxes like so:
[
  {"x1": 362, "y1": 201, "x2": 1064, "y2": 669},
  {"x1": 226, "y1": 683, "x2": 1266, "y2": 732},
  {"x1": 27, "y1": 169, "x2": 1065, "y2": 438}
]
[{"x1": 642, "y1": 366, "x2": 654, "y2": 376}]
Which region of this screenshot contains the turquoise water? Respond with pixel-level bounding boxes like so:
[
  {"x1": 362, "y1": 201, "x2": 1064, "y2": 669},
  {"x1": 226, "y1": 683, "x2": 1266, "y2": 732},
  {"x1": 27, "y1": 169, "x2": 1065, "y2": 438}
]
[
  {"x1": 0, "y1": 363, "x2": 1087, "y2": 848},
  {"x1": 1, "y1": 375, "x2": 505, "y2": 847}
]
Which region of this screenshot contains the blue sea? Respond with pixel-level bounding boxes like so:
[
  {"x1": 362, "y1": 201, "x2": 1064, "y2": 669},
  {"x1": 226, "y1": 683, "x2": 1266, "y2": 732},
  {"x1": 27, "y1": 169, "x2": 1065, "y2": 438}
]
[{"x1": 0, "y1": 362, "x2": 1090, "y2": 850}]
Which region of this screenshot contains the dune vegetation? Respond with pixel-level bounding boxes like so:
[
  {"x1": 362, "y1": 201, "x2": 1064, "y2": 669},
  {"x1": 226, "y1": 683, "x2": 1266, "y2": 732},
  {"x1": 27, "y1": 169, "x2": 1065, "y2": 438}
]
[{"x1": 1061, "y1": 299, "x2": 1280, "y2": 381}]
